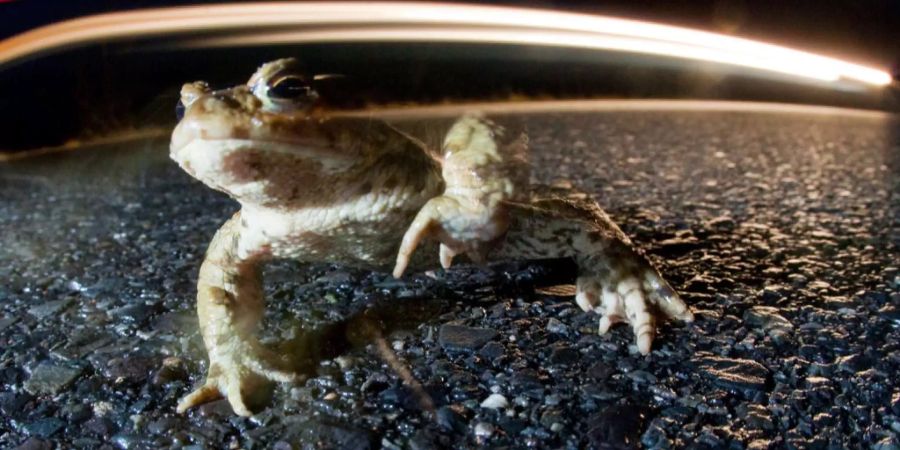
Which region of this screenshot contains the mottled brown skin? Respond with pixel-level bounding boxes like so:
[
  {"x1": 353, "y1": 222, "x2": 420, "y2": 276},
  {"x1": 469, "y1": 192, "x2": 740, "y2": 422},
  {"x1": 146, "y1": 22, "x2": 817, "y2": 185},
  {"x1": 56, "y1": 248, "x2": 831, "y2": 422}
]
[{"x1": 170, "y1": 59, "x2": 693, "y2": 416}]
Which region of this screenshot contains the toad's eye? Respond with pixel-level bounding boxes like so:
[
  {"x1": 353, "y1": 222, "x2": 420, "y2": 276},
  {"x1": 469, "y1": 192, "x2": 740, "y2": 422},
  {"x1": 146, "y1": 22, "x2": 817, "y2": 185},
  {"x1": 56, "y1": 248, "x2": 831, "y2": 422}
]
[
  {"x1": 268, "y1": 75, "x2": 316, "y2": 101},
  {"x1": 252, "y1": 71, "x2": 318, "y2": 112}
]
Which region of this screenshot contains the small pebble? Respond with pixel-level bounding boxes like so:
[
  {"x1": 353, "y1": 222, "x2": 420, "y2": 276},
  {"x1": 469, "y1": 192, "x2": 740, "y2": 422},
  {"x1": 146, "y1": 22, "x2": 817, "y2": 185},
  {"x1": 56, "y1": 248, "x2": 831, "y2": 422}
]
[
  {"x1": 480, "y1": 393, "x2": 509, "y2": 409},
  {"x1": 474, "y1": 422, "x2": 494, "y2": 440}
]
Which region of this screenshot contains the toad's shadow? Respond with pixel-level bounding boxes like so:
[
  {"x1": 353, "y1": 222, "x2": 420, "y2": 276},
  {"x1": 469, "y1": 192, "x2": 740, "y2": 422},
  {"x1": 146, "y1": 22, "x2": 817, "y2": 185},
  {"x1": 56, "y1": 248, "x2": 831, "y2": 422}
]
[{"x1": 268, "y1": 258, "x2": 578, "y2": 380}]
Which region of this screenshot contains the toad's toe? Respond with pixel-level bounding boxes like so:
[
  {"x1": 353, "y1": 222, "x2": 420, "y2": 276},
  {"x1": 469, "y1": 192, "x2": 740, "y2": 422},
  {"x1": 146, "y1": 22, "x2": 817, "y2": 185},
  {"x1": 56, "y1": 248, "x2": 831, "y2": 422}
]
[
  {"x1": 176, "y1": 384, "x2": 223, "y2": 414},
  {"x1": 575, "y1": 276, "x2": 601, "y2": 312},
  {"x1": 642, "y1": 270, "x2": 694, "y2": 322},
  {"x1": 439, "y1": 243, "x2": 457, "y2": 269},
  {"x1": 597, "y1": 286, "x2": 625, "y2": 334},
  {"x1": 617, "y1": 277, "x2": 656, "y2": 354},
  {"x1": 178, "y1": 340, "x2": 298, "y2": 416}
]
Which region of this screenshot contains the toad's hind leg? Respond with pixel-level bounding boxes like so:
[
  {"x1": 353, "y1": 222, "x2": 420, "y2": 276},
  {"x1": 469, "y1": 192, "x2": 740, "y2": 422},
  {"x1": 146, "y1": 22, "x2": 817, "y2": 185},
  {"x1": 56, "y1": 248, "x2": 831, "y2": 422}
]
[
  {"x1": 176, "y1": 212, "x2": 298, "y2": 416},
  {"x1": 498, "y1": 197, "x2": 693, "y2": 354}
]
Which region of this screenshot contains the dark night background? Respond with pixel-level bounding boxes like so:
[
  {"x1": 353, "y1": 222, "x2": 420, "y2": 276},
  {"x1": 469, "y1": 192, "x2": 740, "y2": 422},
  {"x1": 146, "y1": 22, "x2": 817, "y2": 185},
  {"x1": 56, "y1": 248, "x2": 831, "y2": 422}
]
[
  {"x1": 3, "y1": 0, "x2": 898, "y2": 68},
  {"x1": 1, "y1": 0, "x2": 899, "y2": 152}
]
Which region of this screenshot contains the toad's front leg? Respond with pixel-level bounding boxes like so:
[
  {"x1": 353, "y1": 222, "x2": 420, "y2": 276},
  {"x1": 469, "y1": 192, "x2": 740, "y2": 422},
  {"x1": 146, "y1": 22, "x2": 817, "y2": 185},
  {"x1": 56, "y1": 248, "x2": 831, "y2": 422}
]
[
  {"x1": 498, "y1": 197, "x2": 694, "y2": 354},
  {"x1": 393, "y1": 113, "x2": 528, "y2": 277},
  {"x1": 176, "y1": 212, "x2": 297, "y2": 416}
]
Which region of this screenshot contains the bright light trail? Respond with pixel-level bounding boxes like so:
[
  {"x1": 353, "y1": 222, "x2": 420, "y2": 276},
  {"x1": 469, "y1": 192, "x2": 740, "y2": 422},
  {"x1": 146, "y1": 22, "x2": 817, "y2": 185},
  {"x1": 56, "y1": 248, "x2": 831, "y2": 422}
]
[
  {"x1": 186, "y1": 26, "x2": 841, "y2": 82},
  {"x1": 0, "y1": 2, "x2": 891, "y2": 86}
]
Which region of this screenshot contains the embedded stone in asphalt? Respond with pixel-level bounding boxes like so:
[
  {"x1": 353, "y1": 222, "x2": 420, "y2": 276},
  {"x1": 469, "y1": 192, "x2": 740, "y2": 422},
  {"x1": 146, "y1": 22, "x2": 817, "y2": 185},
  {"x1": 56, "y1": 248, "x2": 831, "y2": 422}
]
[
  {"x1": 23, "y1": 418, "x2": 65, "y2": 439},
  {"x1": 0, "y1": 317, "x2": 18, "y2": 333},
  {"x1": 480, "y1": 393, "x2": 509, "y2": 409},
  {"x1": 23, "y1": 361, "x2": 84, "y2": 396},
  {"x1": 587, "y1": 403, "x2": 646, "y2": 449},
  {"x1": 744, "y1": 306, "x2": 793, "y2": 332},
  {"x1": 438, "y1": 324, "x2": 498, "y2": 352},
  {"x1": 694, "y1": 355, "x2": 769, "y2": 393},
  {"x1": 27, "y1": 299, "x2": 73, "y2": 321}
]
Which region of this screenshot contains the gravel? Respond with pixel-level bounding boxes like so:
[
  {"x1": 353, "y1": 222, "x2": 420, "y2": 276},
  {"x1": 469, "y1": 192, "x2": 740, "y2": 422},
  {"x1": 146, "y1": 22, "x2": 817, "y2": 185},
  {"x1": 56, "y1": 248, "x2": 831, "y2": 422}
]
[
  {"x1": 23, "y1": 362, "x2": 85, "y2": 396},
  {"x1": 437, "y1": 325, "x2": 499, "y2": 352},
  {"x1": 693, "y1": 355, "x2": 770, "y2": 393},
  {"x1": 480, "y1": 393, "x2": 509, "y2": 409},
  {"x1": 1, "y1": 104, "x2": 898, "y2": 448}
]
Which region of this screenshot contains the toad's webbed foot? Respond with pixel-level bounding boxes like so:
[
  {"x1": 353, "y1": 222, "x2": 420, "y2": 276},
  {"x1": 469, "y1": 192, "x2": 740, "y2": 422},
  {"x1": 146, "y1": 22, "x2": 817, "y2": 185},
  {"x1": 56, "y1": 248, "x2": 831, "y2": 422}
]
[
  {"x1": 177, "y1": 338, "x2": 298, "y2": 416},
  {"x1": 573, "y1": 244, "x2": 693, "y2": 354}
]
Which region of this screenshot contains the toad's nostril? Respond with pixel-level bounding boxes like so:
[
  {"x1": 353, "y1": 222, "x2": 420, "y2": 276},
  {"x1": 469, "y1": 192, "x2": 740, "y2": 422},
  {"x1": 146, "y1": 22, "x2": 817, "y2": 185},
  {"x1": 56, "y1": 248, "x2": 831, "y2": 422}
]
[
  {"x1": 175, "y1": 100, "x2": 186, "y2": 121},
  {"x1": 213, "y1": 94, "x2": 242, "y2": 109}
]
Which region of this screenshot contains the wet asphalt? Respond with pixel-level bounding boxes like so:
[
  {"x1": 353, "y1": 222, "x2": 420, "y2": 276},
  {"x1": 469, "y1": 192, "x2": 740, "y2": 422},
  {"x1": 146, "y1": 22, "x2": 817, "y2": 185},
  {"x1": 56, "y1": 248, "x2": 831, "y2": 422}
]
[{"x1": 1, "y1": 103, "x2": 899, "y2": 449}]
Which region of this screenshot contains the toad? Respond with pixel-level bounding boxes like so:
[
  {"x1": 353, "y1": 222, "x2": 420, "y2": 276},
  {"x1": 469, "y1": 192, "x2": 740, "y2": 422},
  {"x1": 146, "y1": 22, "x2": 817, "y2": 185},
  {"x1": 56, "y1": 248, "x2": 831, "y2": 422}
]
[{"x1": 170, "y1": 58, "x2": 693, "y2": 416}]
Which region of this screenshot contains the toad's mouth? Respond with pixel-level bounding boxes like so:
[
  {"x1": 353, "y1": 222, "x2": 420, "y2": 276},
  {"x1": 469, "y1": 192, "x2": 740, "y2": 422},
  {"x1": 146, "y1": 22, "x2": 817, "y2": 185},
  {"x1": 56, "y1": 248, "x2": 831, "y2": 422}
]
[
  {"x1": 170, "y1": 112, "x2": 344, "y2": 154},
  {"x1": 170, "y1": 138, "x2": 358, "y2": 178}
]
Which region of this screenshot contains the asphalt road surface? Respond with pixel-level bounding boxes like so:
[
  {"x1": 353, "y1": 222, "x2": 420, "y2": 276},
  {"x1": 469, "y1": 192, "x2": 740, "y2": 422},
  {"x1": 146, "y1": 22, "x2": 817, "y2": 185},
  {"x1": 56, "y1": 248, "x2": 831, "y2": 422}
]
[{"x1": 1, "y1": 101, "x2": 898, "y2": 449}]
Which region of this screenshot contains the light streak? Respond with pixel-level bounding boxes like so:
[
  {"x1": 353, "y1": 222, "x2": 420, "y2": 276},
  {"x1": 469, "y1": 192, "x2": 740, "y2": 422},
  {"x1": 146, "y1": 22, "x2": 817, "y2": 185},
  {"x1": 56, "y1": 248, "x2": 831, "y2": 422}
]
[
  {"x1": 0, "y1": 2, "x2": 891, "y2": 86},
  {"x1": 185, "y1": 26, "x2": 842, "y2": 83}
]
